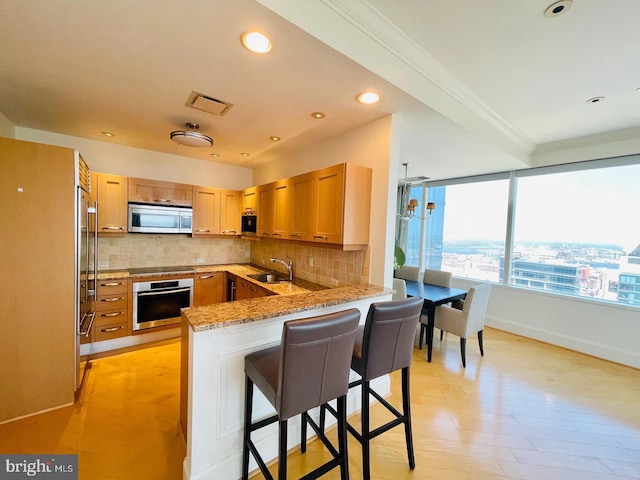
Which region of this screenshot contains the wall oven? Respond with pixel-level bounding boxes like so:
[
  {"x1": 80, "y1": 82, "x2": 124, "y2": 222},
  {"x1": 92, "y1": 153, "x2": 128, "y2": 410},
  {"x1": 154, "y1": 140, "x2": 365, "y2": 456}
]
[{"x1": 132, "y1": 277, "x2": 194, "y2": 331}]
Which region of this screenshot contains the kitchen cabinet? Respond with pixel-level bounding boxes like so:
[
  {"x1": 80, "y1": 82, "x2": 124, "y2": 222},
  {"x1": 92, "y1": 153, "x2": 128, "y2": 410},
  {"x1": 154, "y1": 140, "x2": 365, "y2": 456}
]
[
  {"x1": 192, "y1": 186, "x2": 220, "y2": 236},
  {"x1": 220, "y1": 189, "x2": 240, "y2": 235},
  {"x1": 291, "y1": 163, "x2": 372, "y2": 248},
  {"x1": 94, "y1": 172, "x2": 128, "y2": 236},
  {"x1": 241, "y1": 186, "x2": 258, "y2": 214},
  {"x1": 235, "y1": 278, "x2": 272, "y2": 300},
  {"x1": 257, "y1": 179, "x2": 290, "y2": 238},
  {"x1": 91, "y1": 278, "x2": 131, "y2": 343},
  {"x1": 128, "y1": 177, "x2": 193, "y2": 207},
  {"x1": 193, "y1": 271, "x2": 226, "y2": 307}
]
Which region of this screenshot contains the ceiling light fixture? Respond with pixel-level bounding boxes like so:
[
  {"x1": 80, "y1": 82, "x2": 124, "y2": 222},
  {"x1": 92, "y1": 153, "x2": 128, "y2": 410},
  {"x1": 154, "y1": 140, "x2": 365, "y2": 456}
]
[
  {"x1": 210, "y1": 153, "x2": 220, "y2": 158},
  {"x1": 101, "y1": 131, "x2": 115, "y2": 137},
  {"x1": 311, "y1": 112, "x2": 326, "y2": 119},
  {"x1": 170, "y1": 123, "x2": 213, "y2": 148},
  {"x1": 586, "y1": 96, "x2": 605, "y2": 104},
  {"x1": 240, "y1": 152, "x2": 250, "y2": 157},
  {"x1": 397, "y1": 163, "x2": 432, "y2": 221},
  {"x1": 241, "y1": 31, "x2": 273, "y2": 54},
  {"x1": 269, "y1": 136, "x2": 281, "y2": 141},
  {"x1": 544, "y1": 0, "x2": 573, "y2": 18},
  {"x1": 356, "y1": 92, "x2": 380, "y2": 104}
]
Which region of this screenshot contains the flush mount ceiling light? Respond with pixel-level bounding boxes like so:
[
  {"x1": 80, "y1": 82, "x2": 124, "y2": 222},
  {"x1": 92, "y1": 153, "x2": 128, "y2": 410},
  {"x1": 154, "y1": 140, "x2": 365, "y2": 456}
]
[
  {"x1": 544, "y1": 0, "x2": 573, "y2": 17},
  {"x1": 356, "y1": 92, "x2": 380, "y2": 104},
  {"x1": 241, "y1": 31, "x2": 273, "y2": 54},
  {"x1": 311, "y1": 112, "x2": 326, "y2": 119},
  {"x1": 170, "y1": 123, "x2": 213, "y2": 148},
  {"x1": 586, "y1": 96, "x2": 605, "y2": 104}
]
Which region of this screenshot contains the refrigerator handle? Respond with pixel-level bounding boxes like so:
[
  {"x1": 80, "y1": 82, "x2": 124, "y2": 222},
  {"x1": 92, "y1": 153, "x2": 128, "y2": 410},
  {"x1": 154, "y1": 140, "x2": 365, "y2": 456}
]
[{"x1": 88, "y1": 201, "x2": 98, "y2": 298}]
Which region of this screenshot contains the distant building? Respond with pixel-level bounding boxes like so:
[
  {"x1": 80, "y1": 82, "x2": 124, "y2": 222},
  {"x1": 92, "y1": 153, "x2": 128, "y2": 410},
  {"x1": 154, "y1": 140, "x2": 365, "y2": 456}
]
[
  {"x1": 618, "y1": 244, "x2": 640, "y2": 306},
  {"x1": 507, "y1": 260, "x2": 588, "y2": 295}
]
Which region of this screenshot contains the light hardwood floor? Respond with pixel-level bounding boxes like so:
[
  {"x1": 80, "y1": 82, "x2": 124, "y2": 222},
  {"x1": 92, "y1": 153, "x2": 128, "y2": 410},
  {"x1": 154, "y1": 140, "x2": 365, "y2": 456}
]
[{"x1": 1, "y1": 329, "x2": 638, "y2": 479}]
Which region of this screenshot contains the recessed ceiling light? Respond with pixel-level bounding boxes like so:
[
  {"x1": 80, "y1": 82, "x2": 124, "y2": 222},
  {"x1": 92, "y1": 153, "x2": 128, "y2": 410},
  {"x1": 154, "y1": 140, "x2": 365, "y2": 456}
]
[
  {"x1": 586, "y1": 96, "x2": 605, "y2": 104},
  {"x1": 240, "y1": 152, "x2": 250, "y2": 157},
  {"x1": 241, "y1": 31, "x2": 273, "y2": 54},
  {"x1": 544, "y1": 0, "x2": 573, "y2": 18},
  {"x1": 210, "y1": 153, "x2": 220, "y2": 158},
  {"x1": 311, "y1": 112, "x2": 326, "y2": 119},
  {"x1": 356, "y1": 92, "x2": 380, "y2": 104},
  {"x1": 269, "y1": 136, "x2": 281, "y2": 142},
  {"x1": 101, "y1": 131, "x2": 115, "y2": 137}
]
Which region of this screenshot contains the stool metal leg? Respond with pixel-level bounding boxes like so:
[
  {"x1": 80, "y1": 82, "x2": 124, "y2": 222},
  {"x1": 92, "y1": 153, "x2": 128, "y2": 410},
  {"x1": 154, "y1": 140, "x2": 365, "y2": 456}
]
[
  {"x1": 361, "y1": 380, "x2": 371, "y2": 480},
  {"x1": 301, "y1": 411, "x2": 308, "y2": 453},
  {"x1": 401, "y1": 367, "x2": 415, "y2": 469},
  {"x1": 242, "y1": 376, "x2": 253, "y2": 480},
  {"x1": 336, "y1": 396, "x2": 349, "y2": 480},
  {"x1": 278, "y1": 419, "x2": 287, "y2": 480}
]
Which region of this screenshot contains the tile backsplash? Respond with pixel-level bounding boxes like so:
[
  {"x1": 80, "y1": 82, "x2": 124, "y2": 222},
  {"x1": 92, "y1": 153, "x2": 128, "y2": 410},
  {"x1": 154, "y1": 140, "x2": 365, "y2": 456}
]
[
  {"x1": 98, "y1": 234, "x2": 250, "y2": 270},
  {"x1": 251, "y1": 239, "x2": 370, "y2": 287}
]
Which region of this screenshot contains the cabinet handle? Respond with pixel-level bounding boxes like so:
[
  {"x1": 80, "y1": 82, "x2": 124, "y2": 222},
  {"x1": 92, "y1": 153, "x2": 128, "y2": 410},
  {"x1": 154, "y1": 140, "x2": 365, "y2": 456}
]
[
  {"x1": 195, "y1": 229, "x2": 211, "y2": 232},
  {"x1": 290, "y1": 234, "x2": 301, "y2": 238},
  {"x1": 313, "y1": 235, "x2": 328, "y2": 239},
  {"x1": 100, "y1": 326, "x2": 123, "y2": 333},
  {"x1": 272, "y1": 233, "x2": 281, "y2": 237},
  {"x1": 101, "y1": 225, "x2": 125, "y2": 230},
  {"x1": 154, "y1": 198, "x2": 171, "y2": 203},
  {"x1": 100, "y1": 311, "x2": 124, "y2": 317},
  {"x1": 100, "y1": 296, "x2": 124, "y2": 302},
  {"x1": 199, "y1": 275, "x2": 214, "y2": 279},
  {"x1": 101, "y1": 282, "x2": 124, "y2": 287},
  {"x1": 222, "y1": 230, "x2": 237, "y2": 234}
]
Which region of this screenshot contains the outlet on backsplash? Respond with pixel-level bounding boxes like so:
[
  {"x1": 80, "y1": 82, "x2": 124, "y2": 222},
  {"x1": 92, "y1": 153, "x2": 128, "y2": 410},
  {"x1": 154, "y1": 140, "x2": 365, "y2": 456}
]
[
  {"x1": 196, "y1": 258, "x2": 205, "y2": 263},
  {"x1": 98, "y1": 261, "x2": 109, "y2": 268}
]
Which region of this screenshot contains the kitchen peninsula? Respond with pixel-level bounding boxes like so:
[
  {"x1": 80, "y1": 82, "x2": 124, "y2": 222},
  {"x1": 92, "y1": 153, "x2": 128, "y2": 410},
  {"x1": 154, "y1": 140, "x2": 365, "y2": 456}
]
[{"x1": 180, "y1": 268, "x2": 391, "y2": 480}]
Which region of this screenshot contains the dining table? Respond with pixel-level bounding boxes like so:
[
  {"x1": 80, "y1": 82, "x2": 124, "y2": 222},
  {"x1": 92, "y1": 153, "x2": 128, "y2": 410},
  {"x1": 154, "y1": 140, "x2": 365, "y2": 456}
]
[{"x1": 404, "y1": 280, "x2": 467, "y2": 362}]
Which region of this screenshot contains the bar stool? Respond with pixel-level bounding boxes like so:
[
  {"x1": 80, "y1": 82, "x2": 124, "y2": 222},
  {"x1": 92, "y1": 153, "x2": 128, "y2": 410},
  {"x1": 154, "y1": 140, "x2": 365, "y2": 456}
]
[
  {"x1": 321, "y1": 297, "x2": 424, "y2": 480},
  {"x1": 242, "y1": 308, "x2": 361, "y2": 480}
]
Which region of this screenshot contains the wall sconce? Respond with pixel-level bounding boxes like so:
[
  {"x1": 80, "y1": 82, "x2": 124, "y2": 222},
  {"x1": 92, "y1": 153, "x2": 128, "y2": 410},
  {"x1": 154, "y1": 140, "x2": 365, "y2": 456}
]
[{"x1": 401, "y1": 198, "x2": 435, "y2": 220}]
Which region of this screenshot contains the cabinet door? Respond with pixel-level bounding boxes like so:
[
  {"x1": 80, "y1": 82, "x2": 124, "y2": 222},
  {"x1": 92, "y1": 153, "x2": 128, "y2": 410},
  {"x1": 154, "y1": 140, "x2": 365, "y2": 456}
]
[
  {"x1": 95, "y1": 173, "x2": 128, "y2": 236},
  {"x1": 220, "y1": 190, "x2": 240, "y2": 235},
  {"x1": 193, "y1": 272, "x2": 226, "y2": 307},
  {"x1": 290, "y1": 171, "x2": 317, "y2": 241},
  {"x1": 272, "y1": 180, "x2": 290, "y2": 238},
  {"x1": 235, "y1": 279, "x2": 254, "y2": 300},
  {"x1": 257, "y1": 183, "x2": 275, "y2": 237},
  {"x1": 128, "y1": 177, "x2": 193, "y2": 207},
  {"x1": 241, "y1": 186, "x2": 258, "y2": 214},
  {"x1": 313, "y1": 164, "x2": 344, "y2": 244},
  {"x1": 192, "y1": 186, "x2": 221, "y2": 236}
]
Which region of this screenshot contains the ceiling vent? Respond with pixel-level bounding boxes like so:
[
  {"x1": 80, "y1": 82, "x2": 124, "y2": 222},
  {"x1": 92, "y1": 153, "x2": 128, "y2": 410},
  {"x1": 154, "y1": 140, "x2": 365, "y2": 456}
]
[{"x1": 185, "y1": 91, "x2": 233, "y2": 116}]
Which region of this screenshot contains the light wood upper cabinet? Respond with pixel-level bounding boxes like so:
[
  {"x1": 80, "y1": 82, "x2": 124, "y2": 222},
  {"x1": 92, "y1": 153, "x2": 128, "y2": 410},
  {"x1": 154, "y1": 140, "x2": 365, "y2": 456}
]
[
  {"x1": 241, "y1": 186, "x2": 258, "y2": 214},
  {"x1": 94, "y1": 172, "x2": 128, "y2": 236},
  {"x1": 128, "y1": 177, "x2": 193, "y2": 207},
  {"x1": 290, "y1": 171, "x2": 317, "y2": 242},
  {"x1": 220, "y1": 189, "x2": 240, "y2": 235},
  {"x1": 193, "y1": 271, "x2": 226, "y2": 307},
  {"x1": 192, "y1": 186, "x2": 220, "y2": 236},
  {"x1": 257, "y1": 179, "x2": 290, "y2": 238}
]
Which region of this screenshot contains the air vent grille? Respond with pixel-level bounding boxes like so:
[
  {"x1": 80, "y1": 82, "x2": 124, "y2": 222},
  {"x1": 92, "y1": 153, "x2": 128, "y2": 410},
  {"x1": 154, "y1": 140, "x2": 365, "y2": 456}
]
[{"x1": 185, "y1": 91, "x2": 233, "y2": 116}]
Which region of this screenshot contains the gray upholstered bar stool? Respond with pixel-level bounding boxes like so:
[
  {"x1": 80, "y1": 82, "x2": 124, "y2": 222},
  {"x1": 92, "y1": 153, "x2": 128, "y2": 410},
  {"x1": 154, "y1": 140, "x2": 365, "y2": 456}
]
[
  {"x1": 242, "y1": 309, "x2": 361, "y2": 480},
  {"x1": 321, "y1": 297, "x2": 424, "y2": 480}
]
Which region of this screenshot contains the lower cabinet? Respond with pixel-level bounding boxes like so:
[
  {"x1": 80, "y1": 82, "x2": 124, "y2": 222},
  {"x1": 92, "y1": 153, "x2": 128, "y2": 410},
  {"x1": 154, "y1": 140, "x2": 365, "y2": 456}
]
[
  {"x1": 236, "y1": 278, "x2": 272, "y2": 300},
  {"x1": 90, "y1": 278, "x2": 131, "y2": 343},
  {"x1": 193, "y1": 272, "x2": 226, "y2": 307}
]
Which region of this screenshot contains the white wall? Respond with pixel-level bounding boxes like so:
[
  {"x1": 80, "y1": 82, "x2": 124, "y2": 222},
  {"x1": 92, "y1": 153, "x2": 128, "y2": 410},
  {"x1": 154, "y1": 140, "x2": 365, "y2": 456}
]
[
  {"x1": 253, "y1": 116, "x2": 394, "y2": 287},
  {"x1": 0, "y1": 112, "x2": 15, "y2": 138},
  {"x1": 15, "y1": 127, "x2": 253, "y2": 189}
]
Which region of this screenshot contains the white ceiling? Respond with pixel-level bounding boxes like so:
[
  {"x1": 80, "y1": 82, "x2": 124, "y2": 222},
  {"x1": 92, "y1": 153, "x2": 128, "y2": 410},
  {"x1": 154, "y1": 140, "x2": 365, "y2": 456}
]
[{"x1": 2, "y1": 0, "x2": 639, "y2": 177}]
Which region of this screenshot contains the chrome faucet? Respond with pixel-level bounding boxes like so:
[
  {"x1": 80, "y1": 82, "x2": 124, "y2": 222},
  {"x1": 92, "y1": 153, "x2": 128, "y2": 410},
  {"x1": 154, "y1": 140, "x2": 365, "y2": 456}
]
[{"x1": 270, "y1": 256, "x2": 293, "y2": 282}]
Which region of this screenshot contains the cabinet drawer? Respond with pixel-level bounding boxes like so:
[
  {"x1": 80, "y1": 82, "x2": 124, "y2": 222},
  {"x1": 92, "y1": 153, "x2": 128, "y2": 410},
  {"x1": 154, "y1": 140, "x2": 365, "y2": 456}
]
[
  {"x1": 96, "y1": 279, "x2": 128, "y2": 295},
  {"x1": 94, "y1": 309, "x2": 128, "y2": 327},
  {"x1": 94, "y1": 294, "x2": 127, "y2": 311},
  {"x1": 93, "y1": 323, "x2": 128, "y2": 342}
]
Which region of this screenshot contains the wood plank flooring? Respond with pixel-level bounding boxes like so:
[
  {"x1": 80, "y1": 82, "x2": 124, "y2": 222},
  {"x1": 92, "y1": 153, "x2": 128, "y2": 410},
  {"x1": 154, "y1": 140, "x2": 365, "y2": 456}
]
[{"x1": 0, "y1": 329, "x2": 638, "y2": 479}]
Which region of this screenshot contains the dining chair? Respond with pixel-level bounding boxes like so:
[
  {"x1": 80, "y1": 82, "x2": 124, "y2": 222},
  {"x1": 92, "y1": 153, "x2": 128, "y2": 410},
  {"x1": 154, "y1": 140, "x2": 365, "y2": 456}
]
[
  {"x1": 392, "y1": 278, "x2": 407, "y2": 301},
  {"x1": 418, "y1": 269, "x2": 453, "y2": 348},
  {"x1": 394, "y1": 265, "x2": 420, "y2": 282},
  {"x1": 434, "y1": 283, "x2": 492, "y2": 367}
]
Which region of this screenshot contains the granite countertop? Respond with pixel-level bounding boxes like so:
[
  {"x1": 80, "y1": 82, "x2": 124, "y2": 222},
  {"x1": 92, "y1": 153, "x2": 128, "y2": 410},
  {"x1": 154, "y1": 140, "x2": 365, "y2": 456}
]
[{"x1": 183, "y1": 283, "x2": 390, "y2": 332}]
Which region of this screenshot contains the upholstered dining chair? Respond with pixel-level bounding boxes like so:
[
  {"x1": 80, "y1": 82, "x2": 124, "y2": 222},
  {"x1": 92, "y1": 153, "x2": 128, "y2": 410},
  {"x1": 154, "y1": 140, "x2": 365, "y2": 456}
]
[
  {"x1": 394, "y1": 265, "x2": 420, "y2": 282},
  {"x1": 434, "y1": 283, "x2": 492, "y2": 367},
  {"x1": 392, "y1": 278, "x2": 407, "y2": 301},
  {"x1": 418, "y1": 269, "x2": 453, "y2": 348}
]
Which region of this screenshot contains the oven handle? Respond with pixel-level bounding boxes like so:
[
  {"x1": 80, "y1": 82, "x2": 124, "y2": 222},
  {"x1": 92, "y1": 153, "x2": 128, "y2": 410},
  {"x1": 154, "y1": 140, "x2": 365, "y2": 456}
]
[{"x1": 137, "y1": 287, "x2": 192, "y2": 297}]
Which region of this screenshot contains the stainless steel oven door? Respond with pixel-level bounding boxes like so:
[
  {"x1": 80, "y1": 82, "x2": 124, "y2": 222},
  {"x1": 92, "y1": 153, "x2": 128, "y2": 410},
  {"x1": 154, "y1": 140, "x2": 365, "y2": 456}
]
[{"x1": 132, "y1": 278, "x2": 193, "y2": 331}]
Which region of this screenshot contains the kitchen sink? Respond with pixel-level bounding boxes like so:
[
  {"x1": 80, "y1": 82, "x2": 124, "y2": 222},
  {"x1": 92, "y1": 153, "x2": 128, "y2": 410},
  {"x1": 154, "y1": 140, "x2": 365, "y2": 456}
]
[{"x1": 247, "y1": 272, "x2": 289, "y2": 284}]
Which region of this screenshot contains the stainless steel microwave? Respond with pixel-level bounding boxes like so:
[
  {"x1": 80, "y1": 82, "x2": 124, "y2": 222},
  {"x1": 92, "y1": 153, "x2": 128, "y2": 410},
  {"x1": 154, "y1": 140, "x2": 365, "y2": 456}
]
[{"x1": 128, "y1": 204, "x2": 192, "y2": 234}]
